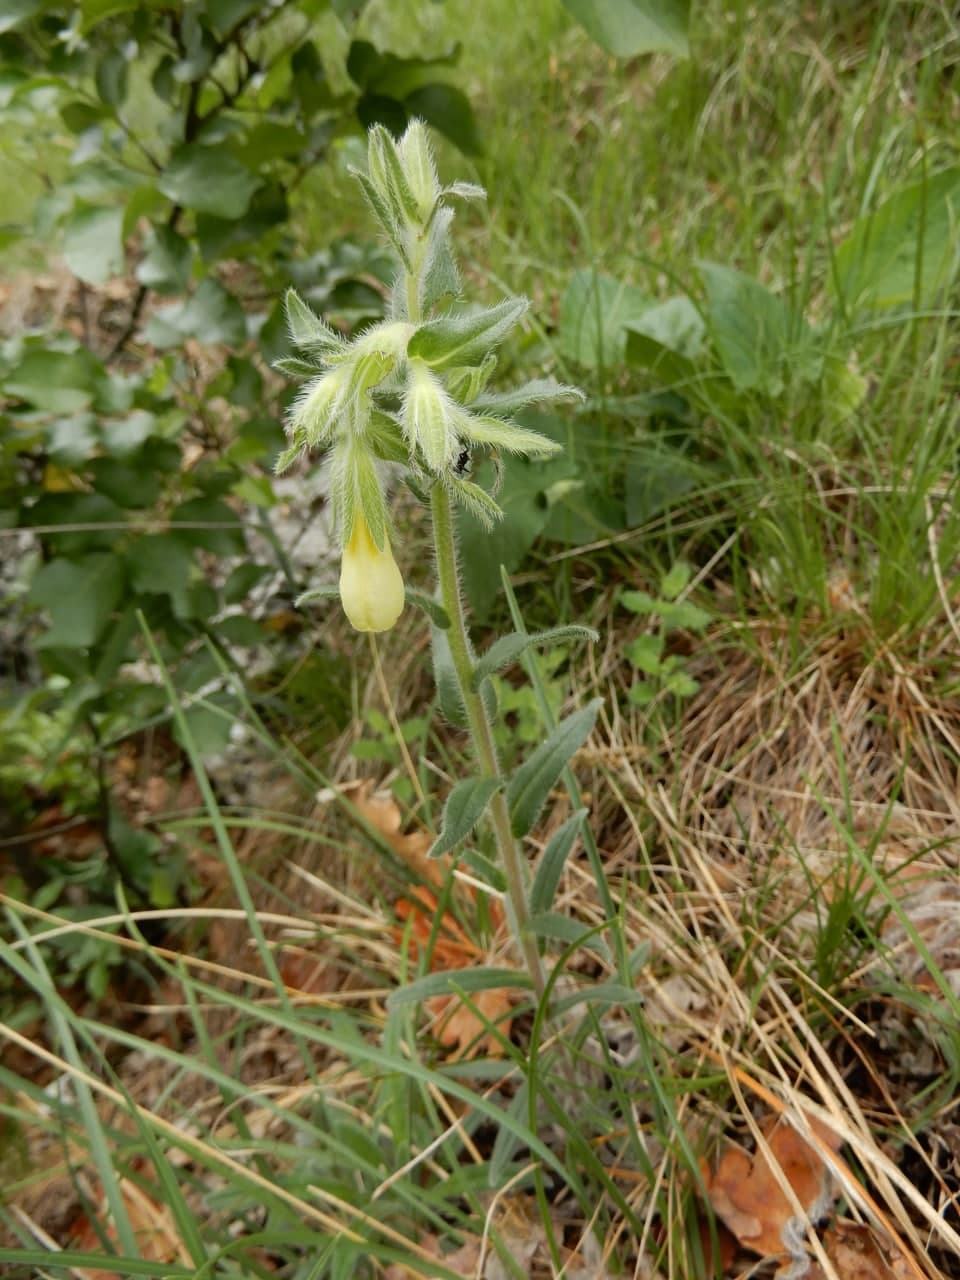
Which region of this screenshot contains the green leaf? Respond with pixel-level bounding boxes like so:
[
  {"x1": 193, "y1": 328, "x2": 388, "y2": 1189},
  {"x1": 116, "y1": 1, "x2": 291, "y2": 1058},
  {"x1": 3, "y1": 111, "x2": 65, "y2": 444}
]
[
  {"x1": 832, "y1": 167, "x2": 960, "y2": 310},
  {"x1": 62, "y1": 204, "x2": 125, "y2": 285},
  {"x1": 386, "y1": 966, "x2": 532, "y2": 1007},
  {"x1": 295, "y1": 584, "x2": 340, "y2": 608},
  {"x1": 158, "y1": 145, "x2": 262, "y2": 219},
  {"x1": 507, "y1": 699, "x2": 603, "y2": 838},
  {"x1": 170, "y1": 496, "x2": 245, "y2": 555},
  {"x1": 660, "y1": 561, "x2": 691, "y2": 599},
  {"x1": 143, "y1": 280, "x2": 246, "y2": 347},
  {"x1": 407, "y1": 297, "x2": 528, "y2": 370},
  {"x1": 126, "y1": 534, "x2": 195, "y2": 616},
  {"x1": 404, "y1": 588, "x2": 450, "y2": 629},
  {"x1": 557, "y1": 270, "x2": 651, "y2": 369},
  {"x1": 624, "y1": 633, "x2": 663, "y2": 674},
  {"x1": 530, "y1": 809, "x2": 588, "y2": 915},
  {"x1": 405, "y1": 83, "x2": 481, "y2": 156},
  {"x1": 699, "y1": 261, "x2": 804, "y2": 395},
  {"x1": 273, "y1": 356, "x2": 321, "y2": 378},
  {"x1": 626, "y1": 294, "x2": 705, "y2": 358},
  {"x1": 529, "y1": 911, "x2": 609, "y2": 955},
  {"x1": 470, "y1": 378, "x2": 584, "y2": 415},
  {"x1": 4, "y1": 347, "x2": 104, "y2": 413},
  {"x1": 431, "y1": 623, "x2": 466, "y2": 727},
  {"x1": 457, "y1": 444, "x2": 576, "y2": 615},
  {"x1": 551, "y1": 980, "x2": 644, "y2": 1014},
  {"x1": 624, "y1": 442, "x2": 701, "y2": 526},
  {"x1": 561, "y1": 0, "x2": 690, "y2": 58},
  {"x1": 284, "y1": 287, "x2": 346, "y2": 355},
  {"x1": 0, "y1": 0, "x2": 44, "y2": 34},
  {"x1": 471, "y1": 625, "x2": 597, "y2": 690},
  {"x1": 428, "y1": 776, "x2": 503, "y2": 859},
  {"x1": 135, "y1": 225, "x2": 192, "y2": 294},
  {"x1": 95, "y1": 48, "x2": 127, "y2": 106},
  {"x1": 28, "y1": 553, "x2": 125, "y2": 648}
]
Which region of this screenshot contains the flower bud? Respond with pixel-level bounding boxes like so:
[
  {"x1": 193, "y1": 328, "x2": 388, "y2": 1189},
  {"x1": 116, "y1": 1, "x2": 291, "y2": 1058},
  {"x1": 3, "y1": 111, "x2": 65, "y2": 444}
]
[
  {"x1": 339, "y1": 513, "x2": 405, "y2": 633},
  {"x1": 289, "y1": 367, "x2": 348, "y2": 448},
  {"x1": 398, "y1": 120, "x2": 440, "y2": 222},
  {"x1": 403, "y1": 359, "x2": 459, "y2": 472}
]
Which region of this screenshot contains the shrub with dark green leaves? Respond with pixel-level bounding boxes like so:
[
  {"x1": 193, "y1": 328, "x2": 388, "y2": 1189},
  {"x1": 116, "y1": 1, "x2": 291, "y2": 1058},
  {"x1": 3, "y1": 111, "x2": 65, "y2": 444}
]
[{"x1": 0, "y1": 0, "x2": 478, "y2": 910}]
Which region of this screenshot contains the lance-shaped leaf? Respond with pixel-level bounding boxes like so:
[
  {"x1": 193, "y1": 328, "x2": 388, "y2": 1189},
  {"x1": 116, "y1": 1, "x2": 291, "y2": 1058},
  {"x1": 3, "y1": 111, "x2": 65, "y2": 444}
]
[
  {"x1": 471, "y1": 378, "x2": 585, "y2": 415},
  {"x1": 367, "y1": 123, "x2": 421, "y2": 226},
  {"x1": 443, "y1": 180, "x2": 486, "y2": 202},
  {"x1": 507, "y1": 698, "x2": 603, "y2": 837},
  {"x1": 295, "y1": 584, "x2": 340, "y2": 608},
  {"x1": 407, "y1": 297, "x2": 529, "y2": 370},
  {"x1": 429, "y1": 776, "x2": 503, "y2": 859},
  {"x1": 284, "y1": 288, "x2": 347, "y2": 356},
  {"x1": 405, "y1": 588, "x2": 450, "y2": 629},
  {"x1": 447, "y1": 474, "x2": 503, "y2": 528},
  {"x1": 471, "y1": 625, "x2": 598, "y2": 690},
  {"x1": 530, "y1": 808, "x2": 588, "y2": 915},
  {"x1": 386, "y1": 966, "x2": 532, "y2": 1007},
  {"x1": 350, "y1": 167, "x2": 411, "y2": 268},
  {"x1": 273, "y1": 356, "x2": 323, "y2": 378},
  {"x1": 458, "y1": 415, "x2": 562, "y2": 457}
]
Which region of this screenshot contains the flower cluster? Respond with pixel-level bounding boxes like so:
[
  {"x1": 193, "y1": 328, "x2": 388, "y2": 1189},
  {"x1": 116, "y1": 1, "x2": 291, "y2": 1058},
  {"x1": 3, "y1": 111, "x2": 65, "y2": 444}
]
[{"x1": 277, "y1": 121, "x2": 581, "y2": 632}]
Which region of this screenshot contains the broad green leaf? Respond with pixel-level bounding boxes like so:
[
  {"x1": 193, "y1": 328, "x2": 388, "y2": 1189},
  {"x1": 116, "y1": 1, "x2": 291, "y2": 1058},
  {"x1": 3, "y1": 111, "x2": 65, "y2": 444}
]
[
  {"x1": 143, "y1": 280, "x2": 246, "y2": 347},
  {"x1": 832, "y1": 167, "x2": 960, "y2": 310},
  {"x1": 386, "y1": 966, "x2": 532, "y2": 1007},
  {"x1": 624, "y1": 442, "x2": 701, "y2": 527},
  {"x1": 28, "y1": 553, "x2": 125, "y2": 648},
  {"x1": 428, "y1": 776, "x2": 503, "y2": 859},
  {"x1": 507, "y1": 698, "x2": 603, "y2": 837},
  {"x1": 62, "y1": 204, "x2": 125, "y2": 284},
  {"x1": 126, "y1": 534, "x2": 195, "y2": 616},
  {"x1": 457, "y1": 444, "x2": 576, "y2": 615},
  {"x1": 561, "y1": 0, "x2": 690, "y2": 58},
  {"x1": 557, "y1": 270, "x2": 651, "y2": 369},
  {"x1": 407, "y1": 297, "x2": 528, "y2": 370},
  {"x1": 4, "y1": 347, "x2": 104, "y2": 412},
  {"x1": 530, "y1": 808, "x2": 588, "y2": 915},
  {"x1": 699, "y1": 261, "x2": 809, "y2": 395},
  {"x1": 471, "y1": 626, "x2": 598, "y2": 690},
  {"x1": 170, "y1": 496, "x2": 245, "y2": 555},
  {"x1": 626, "y1": 295, "x2": 705, "y2": 358},
  {"x1": 623, "y1": 326, "x2": 698, "y2": 389},
  {"x1": 135, "y1": 225, "x2": 192, "y2": 294},
  {"x1": 158, "y1": 145, "x2": 261, "y2": 219}
]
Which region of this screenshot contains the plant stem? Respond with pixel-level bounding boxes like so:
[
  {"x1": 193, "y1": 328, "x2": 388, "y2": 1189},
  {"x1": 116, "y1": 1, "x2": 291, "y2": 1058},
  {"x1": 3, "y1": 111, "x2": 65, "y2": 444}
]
[{"x1": 429, "y1": 483, "x2": 547, "y2": 1000}]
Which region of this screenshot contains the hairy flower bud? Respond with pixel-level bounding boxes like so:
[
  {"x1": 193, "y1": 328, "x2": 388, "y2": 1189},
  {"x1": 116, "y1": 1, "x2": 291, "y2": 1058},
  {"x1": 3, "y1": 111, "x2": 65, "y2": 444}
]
[{"x1": 339, "y1": 513, "x2": 405, "y2": 633}]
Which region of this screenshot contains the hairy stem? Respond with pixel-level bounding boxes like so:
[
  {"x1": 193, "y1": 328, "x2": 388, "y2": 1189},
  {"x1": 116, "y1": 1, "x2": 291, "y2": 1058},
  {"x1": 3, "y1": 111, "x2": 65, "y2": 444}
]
[{"x1": 430, "y1": 483, "x2": 547, "y2": 999}]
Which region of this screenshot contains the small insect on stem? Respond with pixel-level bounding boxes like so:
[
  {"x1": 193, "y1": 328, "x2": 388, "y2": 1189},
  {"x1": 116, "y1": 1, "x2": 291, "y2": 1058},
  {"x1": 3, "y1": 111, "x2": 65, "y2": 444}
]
[{"x1": 453, "y1": 446, "x2": 471, "y2": 476}]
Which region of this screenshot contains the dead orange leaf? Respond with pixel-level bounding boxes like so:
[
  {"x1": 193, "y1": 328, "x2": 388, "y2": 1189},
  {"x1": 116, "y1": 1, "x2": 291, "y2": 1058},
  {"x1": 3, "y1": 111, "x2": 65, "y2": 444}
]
[
  {"x1": 806, "y1": 1223, "x2": 917, "y2": 1279},
  {"x1": 703, "y1": 1115, "x2": 841, "y2": 1261},
  {"x1": 425, "y1": 985, "x2": 514, "y2": 1060}
]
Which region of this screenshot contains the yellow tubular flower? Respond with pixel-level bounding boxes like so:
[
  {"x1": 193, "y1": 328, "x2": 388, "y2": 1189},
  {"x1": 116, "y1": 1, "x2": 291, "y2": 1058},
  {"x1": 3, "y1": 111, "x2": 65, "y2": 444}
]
[{"x1": 338, "y1": 514, "x2": 405, "y2": 633}]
